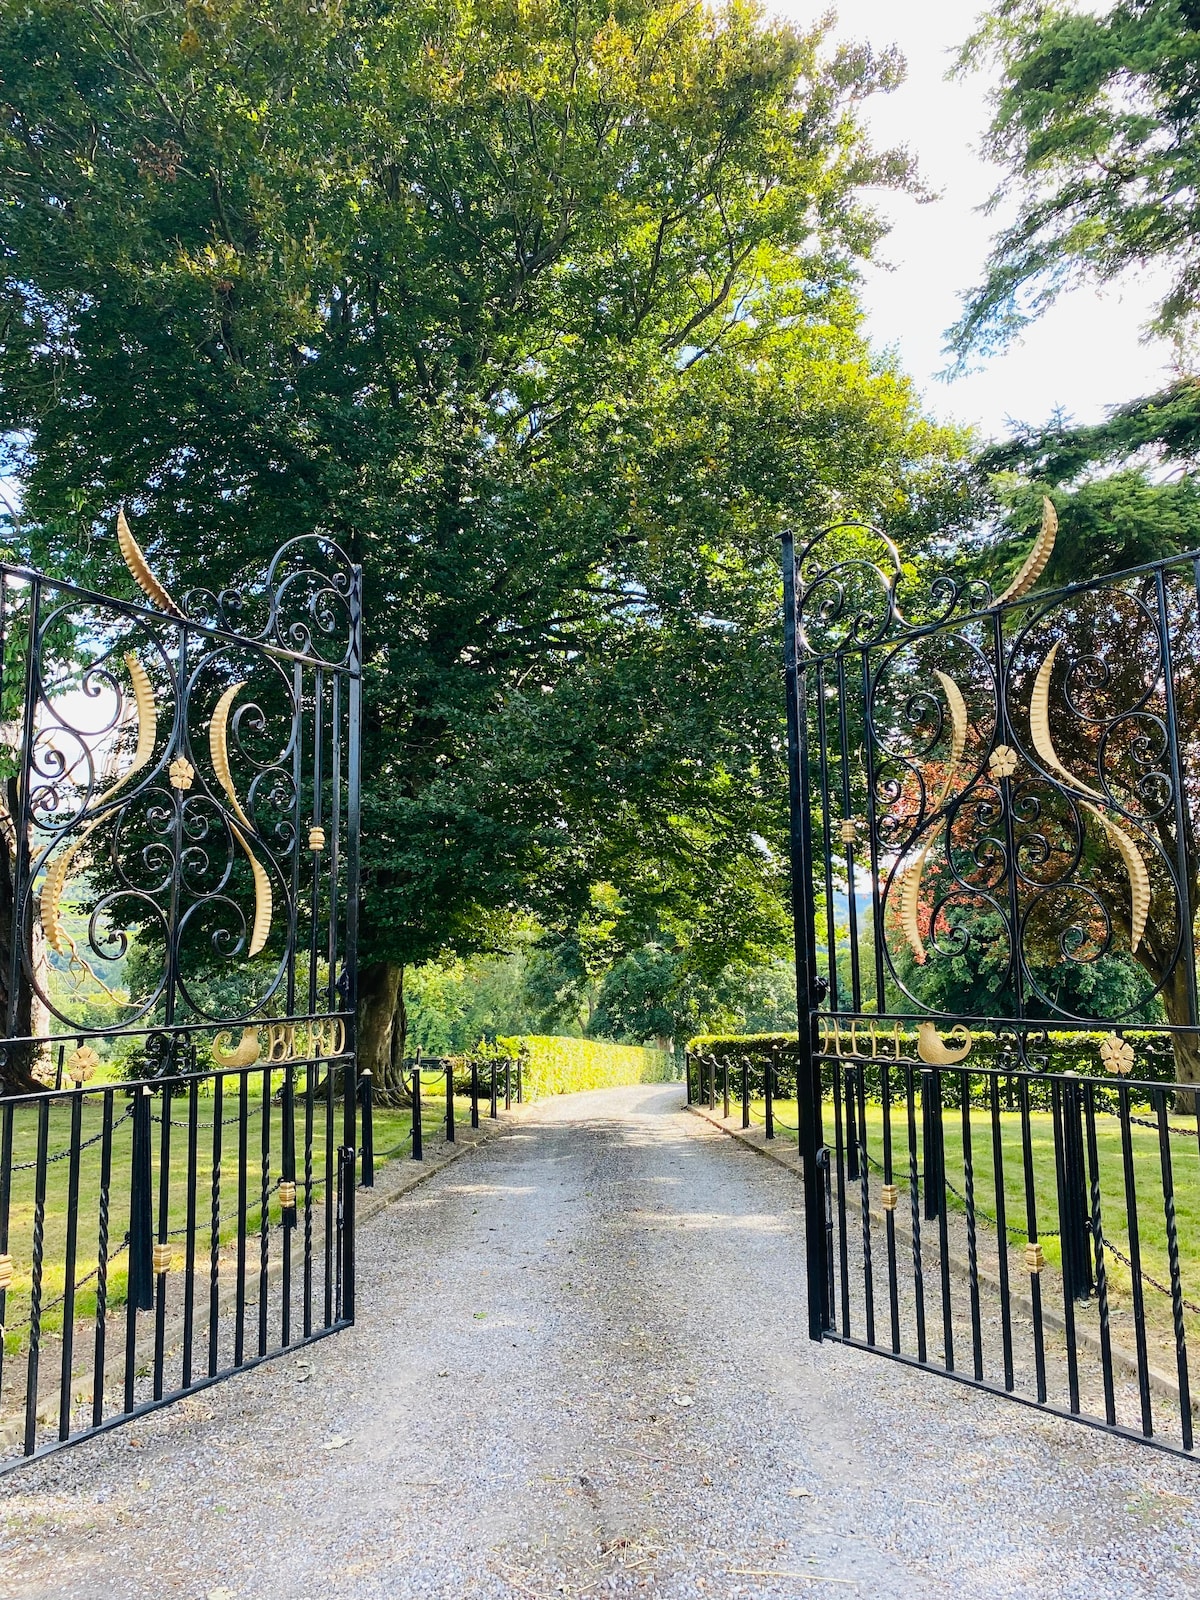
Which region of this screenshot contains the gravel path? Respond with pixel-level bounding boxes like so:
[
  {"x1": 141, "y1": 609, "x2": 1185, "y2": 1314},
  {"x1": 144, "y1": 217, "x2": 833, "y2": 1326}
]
[{"x1": 2, "y1": 1083, "x2": 1199, "y2": 1600}]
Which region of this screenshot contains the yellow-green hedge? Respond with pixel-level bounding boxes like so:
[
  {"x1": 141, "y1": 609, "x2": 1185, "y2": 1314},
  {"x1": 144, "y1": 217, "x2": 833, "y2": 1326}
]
[{"x1": 497, "y1": 1036, "x2": 676, "y2": 1099}]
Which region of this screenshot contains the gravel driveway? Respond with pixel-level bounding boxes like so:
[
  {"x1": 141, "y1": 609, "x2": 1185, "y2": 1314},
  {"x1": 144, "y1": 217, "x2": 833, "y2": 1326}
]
[{"x1": 2, "y1": 1082, "x2": 1199, "y2": 1600}]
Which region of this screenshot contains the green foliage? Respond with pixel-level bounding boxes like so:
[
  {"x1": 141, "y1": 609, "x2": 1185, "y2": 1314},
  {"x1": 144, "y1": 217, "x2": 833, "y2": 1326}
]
[
  {"x1": 953, "y1": 1, "x2": 1200, "y2": 356},
  {"x1": 0, "y1": 0, "x2": 972, "y2": 993},
  {"x1": 406, "y1": 953, "x2": 537, "y2": 1054},
  {"x1": 496, "y1": 1034, "x2": 675, "y2": 1097}
]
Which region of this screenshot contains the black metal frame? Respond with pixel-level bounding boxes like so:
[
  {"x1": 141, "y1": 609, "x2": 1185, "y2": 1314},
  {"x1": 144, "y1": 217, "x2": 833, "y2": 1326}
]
[
  {"x1": 0, "y1": 532, "x2": 362, "y2": 1470},
  {"x1": 783, "y1": 520, "x2": 1200, "y2": 1456}
]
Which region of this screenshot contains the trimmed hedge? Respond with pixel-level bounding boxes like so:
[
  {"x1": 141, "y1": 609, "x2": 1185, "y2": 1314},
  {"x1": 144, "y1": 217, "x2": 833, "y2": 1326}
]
[
  {"x1": 688, "y1": 1028, "x2": 1178, "y2": 1082},
  {"x1": 497, "y1": 1035, "x2": 675, "y2": 1099}
]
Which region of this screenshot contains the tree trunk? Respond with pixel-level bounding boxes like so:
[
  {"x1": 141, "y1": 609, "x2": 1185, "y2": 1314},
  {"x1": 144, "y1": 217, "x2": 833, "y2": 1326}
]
[
  {"x1": 1161, "y1": 961, "x2": 1200, "y2": 1114},
  {"x1": 357, "y1": 959, "x2": 410, "y2": 1102},
  {"x1": 0, "y1": 779, "x2": 39, "y2": 1097}
]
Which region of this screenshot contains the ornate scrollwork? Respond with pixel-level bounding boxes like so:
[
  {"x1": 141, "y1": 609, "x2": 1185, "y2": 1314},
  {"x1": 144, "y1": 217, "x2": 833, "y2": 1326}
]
[
  {"x1": 2, "y1": 511, "x2": 361, "y2": 1068},
  {"x1": 793, "y1": 498, "x2": 1193, "y2": 1032}
]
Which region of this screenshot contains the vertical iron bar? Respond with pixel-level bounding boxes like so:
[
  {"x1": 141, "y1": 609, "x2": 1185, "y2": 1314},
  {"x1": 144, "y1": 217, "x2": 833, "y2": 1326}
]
[
  {"x1": 932, "y1": 1070, "x2": 954, "y2": 1371},
  {"x1": 281, "y1": 1062, "x2": 296, "y2": 1347},
  {"x1": 359, "y1": 1067, "x2": 374, "y2": 1187},
  {"x1": 182, "y1": 1078, "x2": 199, "y2": 1389},
  {"x1": 1018, "y1": 1076, "x2": 1048, "y2": 1405},
  {"x1": 881, "y1": 1062, "x2": 900, "y2": 1353},
  {"x1": 1049, "y1": 1079, "x2": 1081, "y2": 1414},
  {"x1": 209, "y1": 1074, "x2": 223, "y2": 1378},
  {"x1": 24, "y1": 1094, "x2": 50, "y2": 1455},
  {"x1": 234, "y1": 1073, "x2": 248, "y2": 1366},
  {"x1": 990, "y1": 1074, "x2": 1015, "y2": 1391},
  {"x1": 1155, "y1": 1085, "x2": 1190, "y2": 1445},
  {"x1": 765, "y1": 1051, "x2": 775, "y2": 1141},
  {"x1": 258, "y1": 1063, "x2": 271, "y2": 1357},
  {"x1": 324, "y1": 1060, "x2": 335, "y2": 1327},
  {"x1": 91, "y1": 1091, "x2": 114, "y2": 1427},
  {"x1": 832, "y1": 1062, "x2": 851, "y2": 1337},
  {"x1": 412, "y1": 1065, "x2": 423, "y2": 1160},
  {"x1": 152, "y1": 1080, "x2": 173, "y2": 1401},
  {"x1": 905, "y1": 1064, "x2": 927, "y2": 1363},
  {"x1": 57, "y1": 1090, "x2": 83, "y2": 1439},
  {"x1": 490, "y1": 1060, "x2": 498, "y2": 1120},
  {"x1": 1155, "y1": 568, "x2": 1199, "y2": 1025},
  {"x1": 303, "y1": 1062, "x2": 315, "y2": 1339},
  {"x1": 0, "y1": 1101, "x2": 12, "y2": 1408},
  {"x1": 741, "y1": 1059, "x2": 750, "y2": 1129},
  {"x1": 1083, "y1": 1083, "x2": 1117, "y2": 1427},
  {"x1": 1117, "y1": 1082, "x2": 1153, "y2": 1435},
  {"x1": 505, "y1": 1060, "x2": 512, "y2": 1111},
  {"x1": 722, "y1": 1058, "x2": 730, "y2": 1121},
  {"x1": 835, "y1": 655, "x2": 862, "y2": 1011},
  {"x1": 782, "y1": 530, "x2": 829, "y2": 1341},
  {"x1": 855, "y1": 1065, "x2": 876, "y2": 1346},
  {"x1": 446, "y1": 1062, "x2": 455, "y2": 1144},
  {"x1": 961, "y1": 1073, "x2": 984, "y2": 1381}
]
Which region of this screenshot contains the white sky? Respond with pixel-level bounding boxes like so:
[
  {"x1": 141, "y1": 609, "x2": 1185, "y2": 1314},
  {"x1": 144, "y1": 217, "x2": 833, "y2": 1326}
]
[{"x1": 775, "y1": 0, "x2": 1178, "y2": 443}]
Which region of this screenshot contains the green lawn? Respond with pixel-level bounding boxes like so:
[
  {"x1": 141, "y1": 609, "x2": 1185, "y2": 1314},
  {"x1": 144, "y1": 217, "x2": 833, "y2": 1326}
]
[
  {"x1": 0, "y1": 1080, "x2": 479, "y2": 1354},
  {"x1": 742, "y1": 1093, "x2": 1200, "y2": 1344}
]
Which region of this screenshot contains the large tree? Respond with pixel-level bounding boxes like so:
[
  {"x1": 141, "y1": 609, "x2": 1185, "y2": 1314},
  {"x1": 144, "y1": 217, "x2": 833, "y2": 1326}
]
[
  {"x1": 0, "y1": 0, "x2": 971, "y2": 1090},
  {"x1": 952, "y1": 0, "x2": 1200, "y2": 358}
]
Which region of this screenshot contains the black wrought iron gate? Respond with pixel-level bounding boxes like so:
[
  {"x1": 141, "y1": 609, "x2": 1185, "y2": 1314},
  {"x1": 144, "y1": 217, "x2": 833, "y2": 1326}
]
[
  {"x1": 0, "y1": 517, "x2": 362, "y2": 1469},
  {"x1": 783, "y1": 505, "x2": 1200, "y2": 1456}
]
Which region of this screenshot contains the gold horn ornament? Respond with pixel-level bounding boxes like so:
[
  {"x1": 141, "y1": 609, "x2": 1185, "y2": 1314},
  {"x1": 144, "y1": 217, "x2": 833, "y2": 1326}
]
[
  {"x1": 207, "y1": 682, "x2": 272, "y2": 957},
  {"x1": 116, "y1": 508, "x2": 183, "y2": 617},
  {"x1": 899, "y1": 840, "x2": 934, "y2": 965},
  {"x1": 917, "y1": 1022, "x2": 973, "y2": 1065},
  {"x1": 209, "y1": 682, "x2": 254, "y2": 829},
  {"x1": 996, "y1": 496, "x2": 1057, "y2": 607},
  {"x1": 1029, "y1": 643, "x2": 1151, "y2": 952}
]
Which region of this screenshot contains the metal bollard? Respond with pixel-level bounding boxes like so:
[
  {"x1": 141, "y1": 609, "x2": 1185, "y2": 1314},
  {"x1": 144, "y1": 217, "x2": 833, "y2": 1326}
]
[
  {"x1": 708, "y1": 1054, "x2": 716, "y2": 1111},
  {"x1": 722, "y1": 1058, "x2": 730, "y2": 1120},
  {"x1": 411, "y1": 1065, "x2": 423, "y2": 1160},
  {"x1": 741, "y1": 1059, "x2": 750, "y2": 1128},
  {"x1": 471, "y1": 1059, "x2": 480, "y2": 1129},
  {"x1": 359, "y1": 1068, "x2": 375, "y2": 1187},
  {"x1": 446, "y1": 1062, "x2": 455, "y2": 1143},
  {"x1": 490, "y1": 1060, "x2": 498, "y2": 1118},
  {"x1": 505, "y1": 1060, "x2": 512, "y2": 1110},
  {"x1": 765, "y1": 1052, "x2": 775, "y2": 1141},
  {"x1": 517, "y1": 1061, "x2": 523, "y2": 1103}
]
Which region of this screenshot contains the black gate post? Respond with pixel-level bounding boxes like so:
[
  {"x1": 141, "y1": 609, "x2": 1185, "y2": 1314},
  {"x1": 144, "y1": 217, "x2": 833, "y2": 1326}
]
[
  {"x1": 765, "y1": 1050, "x2": 775, "y2": 1140},
  {"x1": 1053, "y1": 1075, "x2": 1093, "y2": 1303},
  {"x1": 411, "y1": 1066, "x2": 422, "y2": 1160},
  {"x1": 782, "y1": 526, "x2": 830, "y2": 1342}
]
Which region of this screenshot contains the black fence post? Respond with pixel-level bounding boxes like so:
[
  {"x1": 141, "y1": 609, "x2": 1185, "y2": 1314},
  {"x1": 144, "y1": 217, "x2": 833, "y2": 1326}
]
[
  {"x1": 517, "y1": 1060, "x2": 524, "y2": 1103},
  {"x1": 685, "y1": 1051, "x2": 693, "y2": 1105},
  {"x1": 707, "y1": 1054, "x2": 716, "y2": 1111},
  {"x1": 922, "y1": 1069, "x2": 943, "y2": 1221},
  {"x1": 722, "y1": 1057, "x2": 730, "y2": 1120},
  {"x1": 471, "y1": 1059, "x2": 480, "y2": 1129},
  {"x1": 446, "y1": 1062, "x2": 455, "y2": 1143},
  {"x1": 411, "y1": 1065, "x2": 423, "y2": 1160},
  {"x1": 1054, "y1": 1075, "x2": 1093, "y2": 1303},
  {"x1": 129, "y1": 1085, "x2": 155, "y2": 1313},
  {"x1": 359, "y1": 1069, "x2": 374, "y2": 1187},
  {"x1": 741, "y1": 1059, "x2": 750, "y2": 1129},
  {"x1": 505, "y1": 1060, "x2": 512, "y2": 1111},
  {"x1": 490, "y1": 1061, "x2": 498, "y2": 1119},
  {"x1": 845, "y1": 1066, "x2": 860, "y2": 1181},
  {"x1": 765, "y1": 1051, "x2": 775, "y2": 1140}
]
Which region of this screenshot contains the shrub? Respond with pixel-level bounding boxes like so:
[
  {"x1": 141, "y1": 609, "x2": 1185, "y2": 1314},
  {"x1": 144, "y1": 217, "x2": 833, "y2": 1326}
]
[{"x1": 495, "y1": 1035, "x2": 675, "y2": 1098}]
